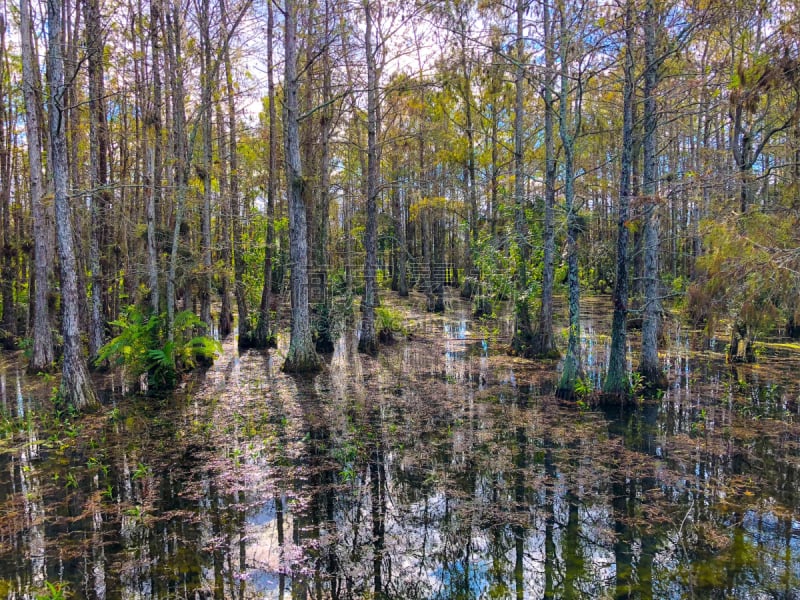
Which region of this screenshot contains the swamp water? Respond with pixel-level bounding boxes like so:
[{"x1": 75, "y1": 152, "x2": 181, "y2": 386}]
[{"x1": 0, "y1": 294, "x2": 798, "y2": 599}]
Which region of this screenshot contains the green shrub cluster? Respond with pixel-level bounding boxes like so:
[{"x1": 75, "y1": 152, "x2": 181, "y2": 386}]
[{"x1": 96, "y1": 306, "x2": 221, "y2": 392}]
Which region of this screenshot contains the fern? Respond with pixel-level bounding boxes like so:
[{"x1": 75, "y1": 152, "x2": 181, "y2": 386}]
[
  {"x1": 36, "y1": 582, "x2": 68, "y2": 600},
  {"x1": 96, "y1": 306, "x2": 219, "y2": 392}
]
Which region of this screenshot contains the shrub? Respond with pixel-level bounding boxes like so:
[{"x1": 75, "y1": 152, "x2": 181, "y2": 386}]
[
  {"x1": 96, "y1": 306, "x2": 220, "y2": 392},
  {"x1": 375, "y1": 306, "x2": 405, "y2": 343}
]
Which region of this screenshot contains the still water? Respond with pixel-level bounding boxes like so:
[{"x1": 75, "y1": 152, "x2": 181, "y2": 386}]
[{"x1": 0, "y1": 294, "x2": 798, "y2": 599}]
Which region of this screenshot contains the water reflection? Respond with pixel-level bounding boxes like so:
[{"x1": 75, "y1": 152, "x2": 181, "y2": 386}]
[{"x1": 0, "y1": 296, "x2": 797, "y2": 598}]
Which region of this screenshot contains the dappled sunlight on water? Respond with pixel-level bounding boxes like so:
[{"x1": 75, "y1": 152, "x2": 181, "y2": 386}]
[{"x1": 0, "y1": 293, "x2": 798, "y2": 598}]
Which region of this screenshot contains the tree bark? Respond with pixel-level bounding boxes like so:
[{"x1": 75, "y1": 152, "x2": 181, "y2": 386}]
[
  {"x1": 312, "y1": 0, "x2": 334, "y2": 352},
  {"x1": 604, "y1": 0, "x2": 634, "y2": 397},
  {"x1": 728, "y1": 320, "x2": 755, "y2": 363},
  {"x1": 390, "y1": 165, "x2": 408, "y2": 297},
  {"x1": 359, "y1": 0, "x2": 379, "y2": 355},
  {"x1": 216, "y1": 94, "x2": 234, "y2": 338},
  {"x1": 84, "y1": 0, "x2": 108, "y2": 359},
  {"x1": 250, "y1": 0, "x2": 277, "y2": 349},
  {"x1": 556, "y1": 2, "x2": 584, "y2": 398},
  {"x1": 198, "y1": 0, "x2": 213, "y2": 331},
  {"x1": 47, "y1": 0, "x2": 97, "y2": 409},
  {"x1": 533, "y1": 0, "x2": 558, "y2": 358},
  {"x1": 638, "y1": 0, "x2": 665, "y2": 387},
  {"x1": 219, "y1": 0, "x2": 238, "y2": 341},
  {"x1": 422, "y1": 208, "x2": 435, "y2": 311},
  {"x1": 283, "y1": 0, "x2": 321, "y2": 372},
  {"x1": 0, "y1": 17, "x2": 16, "y2": 347},
  {"x1": 510, "y1": 0, "x2": 535, "y2": 357},
  {"x1": 146, "y1": 0, "x2": 163, "y2": 314},
  {"x1": 488, "y1": 51, "x2": 501, "y2": 240},
  {"x1": 21, "y1": 0, "x2": 55, "y2": 371},
  {"x1": 456, "y1": 9, "x2": 477, "y2": 300},
  {"x1": 432, "y1": 210, "x2": 445, "y2": 312},
  {"x1": 165, "y1": 2, "x2": 191, "y2": 341}
]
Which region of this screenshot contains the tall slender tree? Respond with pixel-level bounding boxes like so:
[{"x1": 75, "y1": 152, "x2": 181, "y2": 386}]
[
  {"x1": 604, "y1": 0, "x2": 635, "y2": 397},
  {"x1": 556, "y1": 0, "x2": 585, "y2": 397},
  {"x1": 283, "y1": 0, "x2": 321, "y2": 371},
  {"x1": 84, "y1": 0, "x2": 109, "y2": 359},
  {"x1": 359, "y1": 0, "x2": 380, "y2": 355},
  {"x1": 533, "y1": 0, "x2": 559, "y2": 358},
  {"x1": 309, "y1": 0, "x2": 336, "y2": 353},
  {"x1": 198, "y1": 0, "x2": 214, "y2": 331},
  {"x1": 145, "y1": 0, "x2": 163, "y2": 314},
  {"x1": 250, "y1": 0, "x2": 278, "y2": 349},
  {"x1": 165, "y1": 1, "x2": 190, "y2": 341},
  {"x1": 216, "y1": 91, "x2": 234, "y2": 338},
  {"x1": 509, "y1": 0, "x2": 536, "y2": 357},
  {"x1": 229, "y1": 64, "x2": 253, "y2": 345},
  {"x1": 638, "y1": 0, "x2": 665, "y2": 387},
  {"x1": 47, "y1": 0, "x2": 97, "y2": 408},
  {"x1": 220, "y1": 0, "x2": 239, "y2": 341},
  {"x1": 389, "y1": 158, "x2": 408, "y2": 297},
  {"x1": 21, "y1": 0, "x2": 55, "y2": 372},
  {"x1": 0, "y1": 14, "x2": 15, "y2": 347}
]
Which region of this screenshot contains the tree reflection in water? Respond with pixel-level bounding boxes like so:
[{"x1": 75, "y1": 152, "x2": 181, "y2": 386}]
[{"x1": 0, "y1": 296, "x2": 797, "y2": 598}]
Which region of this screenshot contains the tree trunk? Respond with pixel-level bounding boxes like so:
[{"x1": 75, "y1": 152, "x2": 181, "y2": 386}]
[
  {"x1": 219, "y1": 0, "x2": 244, "y2": 344},
  {"x1": 312, "y1": 0, "x2": 334, "y2": 353},
  {"x1": 216, "y1": 96, "x2": 234, "y2": 338},
  {"x1": 730, "y1": 102, "x2": 757, "y2": 215},
  {"x1": 65, "y1": 3, "x2": 90, "y2": 340},
  {"x1": 630, "y1": 100, "x2": 643, "y2": 302},
  {"x1": 146, "y1": 0, "x2": 162, "y2": 314},
  {"x1": 282, "y1": 0, "x2": 320, "y2": 372},
  {"x1": 422, "y1": 208, "x2": 435, "y2": 311},
  {"x1": 198, "y1": 0, "x2": 213, "y2": 331},
  {"x1": 84, "y1": 0, "x2": 108, "y2": 359},
  {"x1": 533, "y1": 0, "x2": 558, "y2": 358},
  {"x1": 457, "y1": 16, "x2": 477, "y2": 300},
  {"x1": 165, "y1": 2, "x2": 190, "y2": 341},
  {"x1": 604, "y1": 0, "x2": 634, "y2": 397},
  {"x1": 21, "y1": 0, "x2": 55, "y2": 371},
  {"x1": 359, "y1": 0, "x2": 379, "y2": 355},
  {"x1": 391, "y1": 168, "x2": 408, "y2": 297},
  {"x1": 431, "y1": 211, "x2": 445, "y2": 312},
  {"x1": 638, "y1": 0, "x2": 666, "y2": 388},
  {"x1": 556, "y1": 3, "x2": 584, "y2": 398},
  {"x1": 250, "y1": 0, "x2": 277, "y2": 349},
  {"x1": 344, "y1": 177, "x2": 353, "y2": 293},
  {"x1": 728, "y1": 320, "x2": 755, "y2": 363},
  {"x1": 47, "y1": 0, "x2": 97, "y2": 409},
  {"x1": 0, "y1": 19, "x2": 16, "y2": 347},
  {"x1": 489, "y1": 96, "x2": 499, "y2": 239},
  {"x1": 510, "y1": 0, "x2": 535, "y2": 357}
]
